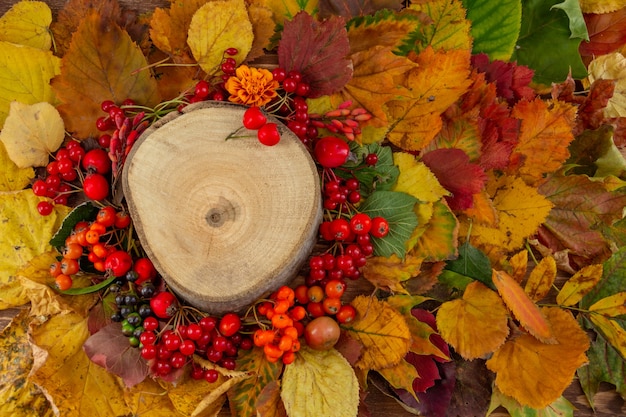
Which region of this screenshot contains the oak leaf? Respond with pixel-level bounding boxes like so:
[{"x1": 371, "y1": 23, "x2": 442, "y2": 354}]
[
  {"x1": 278, "y1": 12, "x2": 352, "y2": 97},
  {"x1": 393, "y1": 152, "x2": 449, "y2": 203},
  {"x1": 509, "y1": 98, "x2": 577, "y2": 185},
  {"x1": 493, "y1": 269, "x2": 556, "y2": 344},
  {"x1": 361, "y1": 254, "x2": 422, "y2": 293},
  {"x1": 385, "y1": 47, "x2": 472, "y2": 151},
  {"x1": 556, "y1": 264, "x2": 604, "y2": 306},
  {"x1": 0, "y1": 141, "x2": 33, "y2": 191},
  {"x1": 0, "y1": 0, "x2": 52, "y2": 50},
  {"x1": 436, "y1": 281, "x2": 509, "y2": 359},
  {"x1": 0, "y1": 102, "x2": 64, "y2": 168},
  {"x1": 52, "y1": 12, "x2": 160, "y2": 138},
  {"x1": 469, "y1": 174, "x2": 553, "y2": 252},
  {"x1": 0, "y1": 41, "x2": 59, "y2": 128},
  {"x1": 281, "y1": 347, "x2": 359, "y2": 417},
  {"x1": 486, "y1": 307, "x2": 590, "y2": 409},
  {"x1": 579, "y1": 0, "x2": 626, "y2": 14},
  {"x1": 524, "y1": 255, "x2": 557, "y2": 302},
  {"x1": 187, "y1": 0, "x2": 253, "y2": 75},
  {"x1": 343, "y1": 295, "x2": 411, "y2": 370},
  {"x1": 587, "y1": 52, "x2": 626, "y2": 118}
]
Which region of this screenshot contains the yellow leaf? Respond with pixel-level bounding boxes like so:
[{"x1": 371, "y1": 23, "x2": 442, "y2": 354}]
[
  {"x1": 436, "y1": 281, "x2": 509, "y2": 360},
  {"x1": 385, "y1": 47, "x2": 472, "y2": 151},
  {"x1": 0, "y1": 190, "x2": 70, "y2": 309},
  {"x1": 344, "y1": 295, "x2": 411, "y2": 370},
  {"x1": 470, "y1": 174, "x2": 553, "y2": 251},
  {"x1": 0, "y1": 1, "x2": 51, "y2": 50},
  {"x1": 150, "y1": 0, "x2": 208, "y2": 59},
  {"x1": 281, "y1": 347, "x2": 359, "y2": 417},
  {"x1": 407, "y1": 0, "x2": 472, "y2": 52},
  {"x1": 0, "y1": 141, "x2": 33, "y2": 191},
  {"x1": 492, "y1": 269, "x2": 555, "y2": 344},
  {"x1": 0, "y1": 310, "x2": 53, "y2": 416},
  {"x1": 508, "y1": 250, "x2": 528, "y2": 282},
  {"x1": 580, "y1": 0, "x2": 626, "y2": 14},
  {"x1": 587, "y1": 52, "x2": 626, "y2": 118},
  {"x1": 556, "y1": 264, "x2": 604, "y2": 307},
  {"x1": 377, "y1": 358, "x2": 420, "y2": 402},
  {"x1": 187, "y1": 0, "x2": 253, "y2": 74},
  {"x1": 0, "y1": 41, "x2": 60, "y2": 128},
  {"x1": 486, "y1": 307, "x2": 590, "y2": 409},
  {"x1": 247, "y1": 3, "x2": 275, "y2": 62},
  {"x1": 589, "y1": 292, "x2": 626, "y2": 317},
  {"x1": 30, "y1": 313, "x2": 130, "y2": 416},
  {"x1": 524, "y1": 255, "x2": 557, "y2": 301},
  {"x1": 588, "y1": 314, "x2": 626, "y2": 358},
  {"x1": 361, "y1": 254, "x2": 423, "y2": 294},
  {"x1": 123, "y1": 378, "x2": 187, "y2": 417},
  {"x1": 0, "y1": 102, "x2": 64, "y2": 168},
  {"x1": 509, "y1": 98, "x2": 577, "y2": 185},
  {"x1": 393, "y1": 152, "x2": 449, "y2": 202},
  {"x1": 261, "y1": 0, "x2": 318, "y2": 26},
  {"x1": 409, "y1": 199, "x2": 459, "y2": 261}
]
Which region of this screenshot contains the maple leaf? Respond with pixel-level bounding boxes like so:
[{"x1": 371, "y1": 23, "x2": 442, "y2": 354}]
[
  {"x1": 343, "y1": 295, "x2": 412, "y2": 370},
  {"x1": 587, "y1": 52, "x2": 626, "y2": 118},
  {"x1": 0, "y1": 101, "x2": 64, "y2": 168},
  {"x1": 486, "y1": 307, "x2": 590, "y2": 409},
  {"x1": 0, "y1": 140, "x2": 33, "y2": 191},
  {"x1": 0, "y1": 41, "x2": 59, "y2": 128},
  {"x1": 580, "y1": 8, "x2": 626, "y2": 63},
  {"x1": 52, "y1": 12, "x2": 160, "y2": 138},
  {"x1": 436, "y1": 281, "x2": 509, "y2": 360},
  {"x1": 471, "y1": 53, "x2": 535, "y2": 107},
  {"x1": 0, "y1": 0, "x2": 52, "y2": 50},
  {"x1": 524, "y1": 255, "x2": 557, "y2": 302},
  {"x1": 278, "y1": 12, "x2": 352, "y2": 98},
  {"x1": 281, "y1": 347, "x2": 359, "y2": 417},
  {"x1": 361, "y1": 254, "x2": 423, "y2": 293},
  {"x1": 421, "y1": 148, "x2": 487, "y2": 211},
  {"x1": 187, "y1": 0, "x2": 253, "y2": 75},
  {"x1": 385, "y1": 47, "x2": 472, "y2": 151},
  {"x1": 319, "y1": 0, "x2": 403, "y2": 20}
]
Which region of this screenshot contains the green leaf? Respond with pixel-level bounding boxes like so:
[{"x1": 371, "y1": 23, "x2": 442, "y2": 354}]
[
  {"x1": 56, "y1": 275, "x2": 116, "y2": 295},
  {"x1": 49, "y1": 202, "x2": 99, "y2": 248},
  {"x1": 438, "y1": 269, "x2": 473, "y2": 290},
  {"x1": 462, "y1": 0, "x2": 522, "y2": 60},
  {"x1": 360, "y1": 190, "x2": 419, "y2": 258},
  {"x1": 510, "y1": 0, "x2": 587, "y2": 85},
  {"x1": 487, "y1": 386, "x2": 576, "y2": 417},
  {"x1": 577, "y1": 331, "x2": 626, "y2": 408},
  {"x1": 550, "y1": 0, "x2": 589, "y2": 41},
  {"x1": 445, "y1": 241, "x2": 494, "y2": 289}
]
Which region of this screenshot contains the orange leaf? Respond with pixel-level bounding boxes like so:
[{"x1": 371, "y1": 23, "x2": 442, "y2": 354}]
[
  {"x1": 492, "y1": 269, "x2": 556, "y2": 344},
  {"x1": 486, "y1": 307, "x2": 590, "y2": 409},
  {"x1": 524, "y1": 255, "x2": 557, "y2": 302},
  {"x1": 385, "y1": 47, "x2": 472, "y2": 151},
  {"x1": 508, "y1": 98, "x2": 577, "y2": 185},
  {"x1": 149, "y1": 0, "x2": 207, "y2": 61},
  {"x1": 436, "y1": 281, "x2": 509, "y2": 360},
  {"x1": 377, "y1": 359, "x2": 420, "y2": 402},
  {"x1": 508, "y1": 250, "x2": 528, "y2": 282},
  {"x1": 361, "y1": 254, "x2": 423, "y2": 294},
  {"x1": 556, "y1": 264, "x2": 604, "y2": 307}
]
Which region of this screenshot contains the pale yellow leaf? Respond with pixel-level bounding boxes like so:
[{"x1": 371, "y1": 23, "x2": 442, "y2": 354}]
[
  {"x1": 0, "y1": 101, "x2": 64, "y2": 168},
  {"x1": 281, "y1": 347, "x2": 359, "y2": 417},
  {"x1": 524, "y1": 255, "x2": 557, "y2": 301},
  {"x1": 393, "y1": 152, "x2": 449, "y2": 202},
  {"x1": 0, "y1": 1, "x2": 52, "y2": 50},
  {"x1": 187, "y1": 0, "x2": 253, "y2": 74},
  {"x1": 0, "y1": 140, "x2": 33, "y2": 191},
  {"x1": 556, "y1": 264, "x2": 604, "y2": 307},
  {"x1": 0, "y1": 41, "x2": 60, "y2": 128},
  {"x1": 587, "y1": 52, "x2": 626, "y2": 118},
  {"x1": 436, "y1": 281, "x2": 509, "y2": 359},
  {"x1": 589, "y1": 292, "x2": 626, "y2": 317}
]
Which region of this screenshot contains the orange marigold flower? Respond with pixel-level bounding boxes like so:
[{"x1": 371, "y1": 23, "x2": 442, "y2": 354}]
[{"x1": 225, "y1": 65, "x2": 279, "y2": 107}]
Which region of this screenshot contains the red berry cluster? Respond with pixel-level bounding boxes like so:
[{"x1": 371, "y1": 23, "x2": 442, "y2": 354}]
[
  {"x1": 253, "y1": 286, "x2": 303, "y2": 364},
  {"x1": 180, "y1": 48, "x2": 240, "y2": 108},
  {"x1": 242, "y1": 106, "x2": 280, "y2": 146}
]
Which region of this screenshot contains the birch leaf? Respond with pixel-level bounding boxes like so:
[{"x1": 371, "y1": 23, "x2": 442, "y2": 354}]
[
  {"x1": 0, "y1": 0, "x2": 52, "y2": 50},
  {"x1": 0, "y1": 140, "x2": 33, "y2": 191}
]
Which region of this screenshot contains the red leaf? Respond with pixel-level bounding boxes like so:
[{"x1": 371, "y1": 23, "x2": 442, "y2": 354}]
[
  {"x1": 421, "y1": 148, "x2": 487, "y2": 211},
  {"x1": 471, "y1": 54, "x2": 535, "y2": 106},
  {"x1": 580, "y1": 10, "x2": 626, "y2": 64},
  {"x1": 478, "y1": 103, "x2": 520, "y2": 170},
  {"x1": 278, "y1": 12, "x2": 352, "y2": 97}
]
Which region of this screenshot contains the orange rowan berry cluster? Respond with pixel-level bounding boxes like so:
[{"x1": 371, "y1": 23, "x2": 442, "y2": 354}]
[
  {"x1": 253, "y1": 286, "x2": 304, "y2": 365},
  {"x1": 294, "y1": 279, "x2": 357, "y2": 324}
]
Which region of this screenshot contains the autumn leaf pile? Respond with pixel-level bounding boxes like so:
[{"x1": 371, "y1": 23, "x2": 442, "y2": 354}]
[{"x1": 2, "y1": 0, "x2": 626, "y2": 416}]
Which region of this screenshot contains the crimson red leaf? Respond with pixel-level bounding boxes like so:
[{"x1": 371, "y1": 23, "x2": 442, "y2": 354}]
[
  {"x1": 478, "y1": 103, "x2": 520, "y2": 171},
  {"x1": 277, "y1": 12, "x2": 352, "y2": 97},
  {"x1": 580, "y1": 10, "x2": 626, "y2": 64},
  {"x1": 471, "y1": 54, "x2": 535, "y2": 106},
  {"x1": 421, "y1": 148, "x2": 487, "y2": 211}
]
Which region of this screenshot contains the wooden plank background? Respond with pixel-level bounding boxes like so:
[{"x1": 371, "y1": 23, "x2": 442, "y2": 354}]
[{"x1": 0, "y1": 0, "x2": 624, "y2": 415}]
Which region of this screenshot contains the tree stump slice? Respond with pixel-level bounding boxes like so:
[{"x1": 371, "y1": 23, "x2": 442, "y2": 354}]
[{"x1": 122, "y1": 101, "x2": 322, "y2": 314}]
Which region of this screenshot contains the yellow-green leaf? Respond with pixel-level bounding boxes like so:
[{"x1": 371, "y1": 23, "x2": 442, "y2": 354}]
[
  {"x1": 281, "y1": 347, "x2": 359, "y2": 417},
  {"x1": 0, "y1": 1, "x2": 52, "y2": 50},
  {"x1": 556, "y1": 264, "x2": 604, "y2": 307},
  {"x1": 589, "y1": 292, "x2": 626, "y2": 317},
  {"x1": 524, "y1": 255, "x2": 557, "y2": 302},
  {"x1": 0, "y1": 101, "x2": 64, "y2": 168},
  {"x1": 588, "y1": 314, "x2": 626, "y2": 358},
  {"x1": 0, "y1": 141, "x2": 33, "y2": 191},
  {"x1": 261, "y1": 0, "x2": 318, "y2": 26},
  {"x1": 493, "y1": 269, "x2": 556, "y2": 344},
  {"x1": 393, "y1": 152, "x2": 449, "y2": 202},
  {"x1": 187, "y1": 0, "x2": 253, "y2": 74},
  {"x1": 408, "y1": 199, "x2": 459, "y2": 261},
  {"x1": 377, "y1": 358, "x2": 420, "y2": 402},
  {"x1": 436, "y1": 281, "x2": 509, "y2": 359},
  {"x1": 406, "y1": 0, "x2": 472, "y2": 53},
  {"x1": 0, "y1": 41, "x2": 60, "y2": 128},
  {"x1": 344, "y1": 295, "x2": 411, "y2": 370}
]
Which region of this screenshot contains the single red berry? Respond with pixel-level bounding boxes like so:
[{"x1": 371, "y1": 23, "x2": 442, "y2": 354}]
[
  {"x1": 32, "y1": 180, "x2": 48, "y2": 197},
  {"x1": 314, "y1": 137, "x2": 350, "y2": 168},
  {"x1": 272, "y1": 67, "x2": 287, "y2": 82},
  {"x1": 101, "y1": 100, "x2": 116, "y2": 113},
  {"x1": 82, "y1": 148, "x2": 111, "y2": 174},
  {"x1": 83, "y1": 173, "x2": 109, "y2": 201},
  {"x1": 370, "y1": 216, "x2": 390, "y2": 238},
  {"x1": 242, "y1": 106, "x2": 267, "y2": 130},
  {"x1": 150, "y1": 291, "x2": 179, "y2": 319},
  {"x1": 194, "y1": 80, "x2": 210, "y2": 99},
  {"x1": 37, "y1": 201, "x2": 54, "y2": 216},
  {"x1": 349, "y1": 212, "x2": 372, "y2": 235},
  {"x1": 219, "y1": 313, "x2": 241, "y2": 337},
  {"x1": 133, "y1": 257, "x2": 157, "y2": 284},
  {"x1": 104, "y1": 250, "x2": 133, "y2": 277},
  {"x1": 225, "y1": 47, "x2": 238, "y2": 56},
  {"x1": 257, "y1": 123, "x2": 280, "y2": 146},
  {"x1": 365, "y1": 153, "x2": 378, "y2": 166}
]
